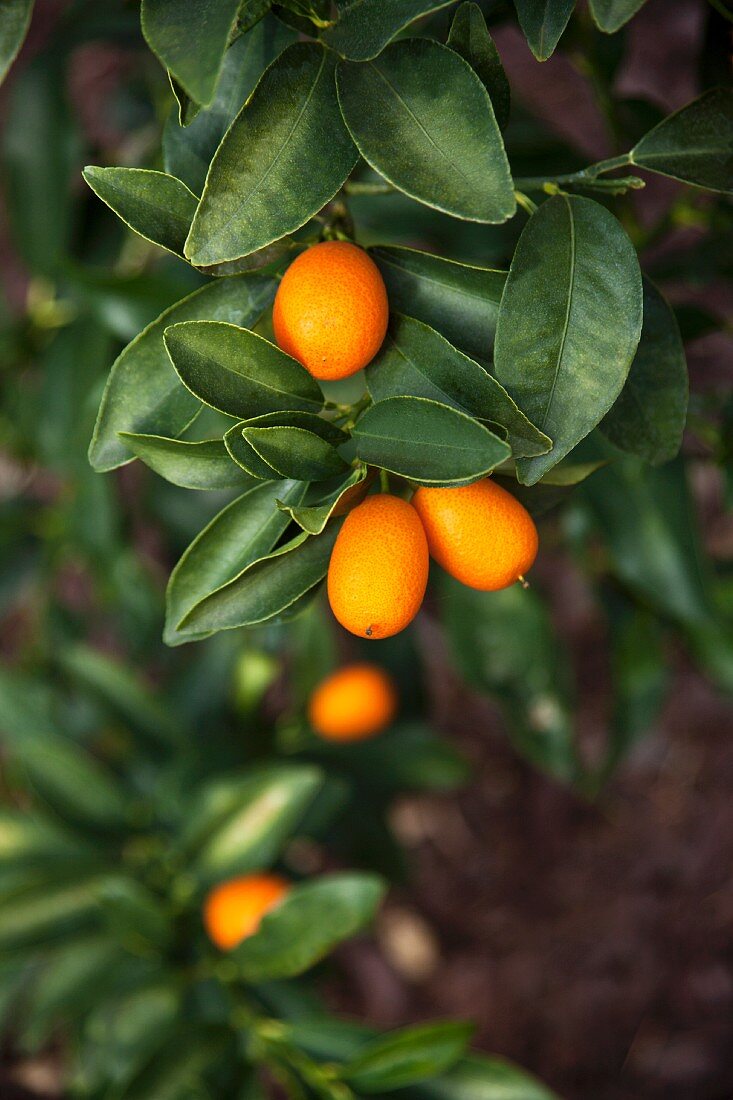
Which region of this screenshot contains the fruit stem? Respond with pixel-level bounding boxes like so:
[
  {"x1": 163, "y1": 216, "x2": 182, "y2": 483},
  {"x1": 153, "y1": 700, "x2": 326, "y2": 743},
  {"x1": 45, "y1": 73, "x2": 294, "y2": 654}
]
[
  {"x1": 379, "y1": 469, "x2": 390, "y2": 494},
  {"x1": 518, "y1": 574, "x2": 530, "y2": 590}
]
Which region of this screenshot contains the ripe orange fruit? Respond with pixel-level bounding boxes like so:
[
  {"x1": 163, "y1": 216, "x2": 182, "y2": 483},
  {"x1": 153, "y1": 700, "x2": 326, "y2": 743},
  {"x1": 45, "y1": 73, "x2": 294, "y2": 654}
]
[
  {"x1": 328, "y1": 494, "x2": 429, "y2": 639},
  {"x1": 412, "y1": 479, "x2": 538, "y2": 591},
  {"x1": 272, "y1": 241, "x2": 389, "y2": 381},
  {"x1": 203, "y1": 873, "x2": 289, "y2": 951},
  {"x1": 308, "y1": 663, "x2": 398, "y2": 742}
]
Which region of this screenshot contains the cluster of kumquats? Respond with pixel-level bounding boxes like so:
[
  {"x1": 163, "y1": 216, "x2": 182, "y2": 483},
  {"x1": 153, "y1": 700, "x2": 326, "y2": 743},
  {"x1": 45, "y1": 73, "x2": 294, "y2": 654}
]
[
  {"x1": 203, "y1": 242, "x2": 538, "y2": 952},
  {"x1": 273, "y1": 239, "x2": 539, "y2": 641}
]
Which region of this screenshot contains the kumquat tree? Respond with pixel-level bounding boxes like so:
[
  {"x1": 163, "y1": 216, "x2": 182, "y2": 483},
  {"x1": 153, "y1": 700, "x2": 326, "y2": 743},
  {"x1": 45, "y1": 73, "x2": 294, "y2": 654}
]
[{"x1": 0, "y1": 0, "x2": 732, "y2": 1097}]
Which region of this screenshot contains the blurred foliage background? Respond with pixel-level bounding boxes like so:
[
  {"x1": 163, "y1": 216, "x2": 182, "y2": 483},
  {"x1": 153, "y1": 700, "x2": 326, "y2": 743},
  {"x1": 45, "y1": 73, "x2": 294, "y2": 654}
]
[{"x1": 0, "y1": 1, "x2": 731, "y2": 1098}]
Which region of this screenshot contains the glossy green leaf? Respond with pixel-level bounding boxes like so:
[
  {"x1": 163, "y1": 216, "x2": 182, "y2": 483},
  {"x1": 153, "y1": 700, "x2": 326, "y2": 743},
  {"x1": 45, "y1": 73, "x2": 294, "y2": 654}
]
[
  {"x1": 344, "y1": 1022, "x2": 473, "y2": 1092},
  {"x1": 165, "y1": 480, "x2": 306, "y2": 645},
  {"x1": 16, "y1": 736, "x2": 129, "y2": 834},
  {"x1": 279, "y1": 465, "x2": 369, "y2": 534},
  {"x1": 494, "y1": 195, "x2": 642, "y2": 485},
  {"x1": 600, "y1": 279, "x2": 688, "y2": 465},
  {"x1": 90, "y1": 276, "x2": 276, "y2": 472},
  {"x1": 188, "y1": 764, "x2": 323, "y2": 880},
  {"x1": 352, "y1": 397, "x2": 510, "y2": 485},
  {"x1": 337, "y1": 40, "x2": 515, "y2": 223},
  {"x1": 323, "y1": 0, "x2": 454, "y2": 60},
  {"x1": 82, "y1": 167, "x2": 197, "y2": 258},
  {"x1": 234, "y1": 873, "x2": 385, "y2": 979},
  {"x1": 141, "y1": 0, "x2": 241, "y2": 105},
  {"x1": 588, "y1": 0, "x2": 647, "y2": 32},
  {"x1": 0, "y1": 878, "x2": 105, "y2": 952},
  {"x1": 186, "y1": 43, "x2": 357, "y2": 266},
  {"x1": 225, "y1": 422, "x2": 281, "y2": 479},
  {"x1": 366, "y1": 315, "x2": 550, "y2": 459},
  {"x1": 164, "y1": 321, "x2": 324, "y2": 419},
  {"x1": 118, "y1": 433, "x2": 253, "y2": 490},
  {"x1": 447, "y1": 3, "x2": 510, "y2": 130},
  {"x1": 369, "y1": 245, "x2": 507, "y2": 362},
  {"x1": 630, "y1": 88, "x2": 733, "y2": 194},
  {"x1": 163, "y1": 16, "x2": 295, "y2": 195},
  {"x1": 244, "y1": 426, "x2": 348, "y2": 481},
  {"x1": 179, "y1": 524, "x2": 340, "y2": 635},
  {"x1": 414, "y1": 1053, "x2": 560, "y2": 1099},
  {"x1": 240, "y1": 0, "x2": 273, "y2": 31},
  {"x1": 0, "y1": 0, "x2": 34, "y2": 85},
  {"x1": 226, "y1": 410, "x2": 351, "y2": 481},
  {"x1": 512, "y1": 0, "x2": 575, "y2": 61},
  {"x1": 441, "y1": 576, "x2": 578, "y2": 783}
]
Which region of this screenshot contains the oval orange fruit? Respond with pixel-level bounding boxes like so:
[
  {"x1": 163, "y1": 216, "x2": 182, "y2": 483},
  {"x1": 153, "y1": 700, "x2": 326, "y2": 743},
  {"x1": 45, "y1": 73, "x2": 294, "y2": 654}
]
[
  {"x1": 272, "y1": 241, "x2": 389, "y2": 381},
  {"x1": 308, "y1": 663, "x2": 398, "y2": 742},
  {"x1": 203, "y1": 873, "x2": 289, "y2": 951},
  {"x1": 412, "y1": 479, "x2": 538, "y2": 591},
  {"x1": 327, "y1": 494, "x2": 429, "y2": 639}
]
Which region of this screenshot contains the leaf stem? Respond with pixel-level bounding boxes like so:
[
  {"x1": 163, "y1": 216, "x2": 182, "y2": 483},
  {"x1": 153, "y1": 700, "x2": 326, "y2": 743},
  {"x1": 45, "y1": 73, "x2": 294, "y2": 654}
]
[
  {"x1": 514, "y1": 190, "x2": 537, "y2": 216},
  {"x1": 379, "y1": 469, "x2": 390, "y2": 494},
  {"x1": 513, "y1": 153, "x2": 636, "y2": 193},
  {"x1": 343, "y1": 180, "x2": 395, "y2": 196}
]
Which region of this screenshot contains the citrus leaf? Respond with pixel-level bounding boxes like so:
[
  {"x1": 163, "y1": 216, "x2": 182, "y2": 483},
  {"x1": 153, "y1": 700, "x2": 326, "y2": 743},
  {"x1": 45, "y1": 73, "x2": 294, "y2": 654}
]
[
  {"x1": 187, "y1": 764, "x2": 324, "y2": 881},
  {"x1": 494, "y1": 195, "x2": 642, "y2": 485},
  {"x1": 82, "y1": 167, "x2": 198, "y2": 258},
  {"x1": 233, "y1": 873, "x2": 385, "y2": 979},
  {"x1": 600, "y1": 278, "x2": 688, "y2": 465},
  {"x1": 244, "y1": 425, "x2": 348, "y2": 481},
  {"x1": 337, "y1": 40, "x2": 515, "y2": 224},
  {"x1": 588, "y1": 0, "x2": 647, "y2": 31},
  {"x1": 165, "y1": 480, "x2": 306, "y2": 645},
  {"x1": 141, "y1": 0, "x2": 241, "y2": 106},
  {"x1": 179, "y1": 524, "x2": 341, "y2": 635},
  {"x1": 512, "y1": 0, "x2": 575, "y2": 61},
  {"x1": 369, "y1": 245, "x2": 506, "y2": 362},
  {"x1": 279, "y1": 465, "x2": 369, "y2": 534},
  {"x1": 118, "y1": 433, "x2": 254, "y2": 490},
  {"x1": 186, "y1": 43, "x2": 357, "y2": 266},
  {"x1": 225, "y1": 410, "x2": 346, "y2": 480},
  {"x1": 366, "y1": 315, "x2": 550, "y2": 459},
  {"x1": 0, "y1": 878, "x2": 107, "y2": 953},
  {"x1": 225, "y1": 423, "x2": 281, "y2": 479},
  {"x1": 163, "y1": 16, "x2": 295, "y2": 195},
  {"x1": 417, "y1": 1053, "x2": 560, "y2": 1099},
  {"x1": 323, "y1": 0, "x2": 455, "y2": 61},
  {"x1": 89, "y1": 276, "x2": 276, "y2": 472},
  {"x1": 0, "y1": 0, "x2": 34, "y2": 86},
  {"x1": 630, "y1": 88, "x2": 733, "y2": 194},
  {"x1": 164, "y1": 320, "x2": 324, "y2": 418},
  {"x1": 343, "y1": 1022, "x2": 473, "y2": 1092},
  {"x1": 447, "y1": 3, "x2": 510, "y2": 130},
  {"x1": 352, "y1": 396, "x2": 510, "y2": 485}
]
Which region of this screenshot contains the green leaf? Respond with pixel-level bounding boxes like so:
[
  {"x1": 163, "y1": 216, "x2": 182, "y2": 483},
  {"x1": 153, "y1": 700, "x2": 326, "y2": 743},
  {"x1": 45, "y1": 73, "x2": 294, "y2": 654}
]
[
  {"x1": 447, "y1": 3, "x2": 510, "y2": 130},
  {"x1": 279, "y1": 465, "x2": 369, "y2": 534},
  {"x1": 225, "y1": 422, "x2": 282, "y2": 479},
  {"x1": 588, "y1": 0, "x2": 647, "y2": 32},
  {"x1": 179, "y1": 524, "x2": 340, "y2": 635},
  {"x1": 600, "y1": 279, "x2": 688, "y2": 465},
  {"x1": 323, "y1": 721, "x2": 470, "y2": 792},
  {"x1": 56, "y1": 644, "x2": 182, "y2": 746},
  {"x1": 344, "y1": 1022, "x2": 473, "y2": 1092},
  {"x1": 0, "y1": 0, "x2": 34, "y2": 86},
  {"x1": 82, "y1": 167, "x2": 197, "y2": 258},
  {"x1": 115, "y1": 1027, "x2": 222, "y2": 1100},
  {"x1": 141, "y1": 0, "x2": 242, "y2": 105},
  {"x1": 118, "y1": 433, "x2": 253, "y2": 490},
  {"x1": 369, "y1": 245, "x2": 507, "y2": 362},
  {"x1": 323, "y1": 0, "x2": 455, "y2": 60},
  {"x1": 337, "y1": 40, "x2": 515, "y2": 223},
  {"x1": 0, "y1": 878, "x2": 105, "y2": 953},
  {"x1": 233, "y1": 873, "x2": 385, "y2": 979},
  {"x1": 163, "y1": 15, "x2": 296, "y2": 195},
  {"x1": 244, "y1": 426, "x2": 348, "y2": 481},
  {"x1": 89, "y1": 276, "x2": 276, "y2": 472},
  {"x1": 494, "y1": 195, "x2": 642, "y2": 485},
  {"x1": 414, "y1": 1053, "x2": 560, "y2": 1099},
  {"x1": 187, "y1": 764, "x2": 323, "y2": 880},
  {"x1": 164, "y1": 320, "x2": 324, "y2": 419},
  {"x1": 165, "y1": 480, "x2": 306, "y2": 645},
  {"x1": 16, "y1": 737, "x2": 129, "y2": 834},
  {"x1": 97, "y1": 880, "x2": 171, "y2": 954},
  {"x1": 186, "y1": 43, "x2": 357, "y2": 266},
  {"x1": 512, "y1": 0, "x2": 575, "y2": 61},
  {"x1": 630, "y1": 88, "x2": 733, "y2": 194},
  {"x1": 441, "y1": 576, "x2": 578, "y2": 783},
  {"x1": 366, "y1": 315, "x2": 550, "y2": 459},
  {"x1": 352, "y1": 397, "x2": 510, "y2": 485}
]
